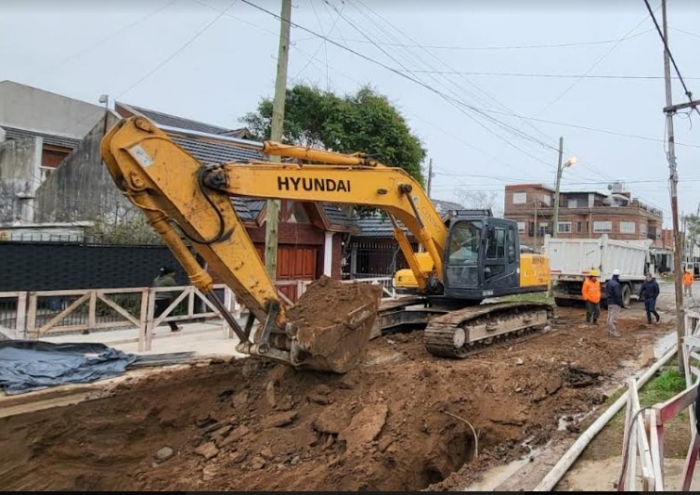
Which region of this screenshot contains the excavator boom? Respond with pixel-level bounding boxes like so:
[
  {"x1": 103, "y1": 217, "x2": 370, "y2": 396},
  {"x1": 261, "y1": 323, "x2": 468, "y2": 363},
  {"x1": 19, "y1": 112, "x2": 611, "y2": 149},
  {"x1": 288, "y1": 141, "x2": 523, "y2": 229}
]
[{"x1": 100, "y1": 116, "x2": 448, "y2": 373}]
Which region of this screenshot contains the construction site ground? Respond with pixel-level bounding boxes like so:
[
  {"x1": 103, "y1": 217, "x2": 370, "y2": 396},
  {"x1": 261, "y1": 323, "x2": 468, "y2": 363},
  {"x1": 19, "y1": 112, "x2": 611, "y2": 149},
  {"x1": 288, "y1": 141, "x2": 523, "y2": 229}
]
[{"x1": 1, "y1": 283, "x2": 689, "y2": 492}]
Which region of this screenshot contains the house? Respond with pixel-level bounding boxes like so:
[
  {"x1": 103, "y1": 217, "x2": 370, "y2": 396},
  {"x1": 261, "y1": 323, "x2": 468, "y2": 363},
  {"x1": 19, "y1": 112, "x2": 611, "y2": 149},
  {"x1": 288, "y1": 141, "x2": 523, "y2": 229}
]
[
  {"x1": 347, "y1": 199, "x2": 464, "y2": 278},
  {"x1": 0, "y1": 80, "x2": 105, "y2": 223},
  {"x1": 503, "y1": 181, "x2": 665, "y2": 251}
]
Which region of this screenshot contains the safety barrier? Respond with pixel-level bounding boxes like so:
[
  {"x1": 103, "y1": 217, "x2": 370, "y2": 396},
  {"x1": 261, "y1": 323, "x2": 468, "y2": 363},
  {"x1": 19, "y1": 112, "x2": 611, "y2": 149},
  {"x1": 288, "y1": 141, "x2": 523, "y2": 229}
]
[{"x1": 618, "y1": 309, "x2": 700, "y2": 491}]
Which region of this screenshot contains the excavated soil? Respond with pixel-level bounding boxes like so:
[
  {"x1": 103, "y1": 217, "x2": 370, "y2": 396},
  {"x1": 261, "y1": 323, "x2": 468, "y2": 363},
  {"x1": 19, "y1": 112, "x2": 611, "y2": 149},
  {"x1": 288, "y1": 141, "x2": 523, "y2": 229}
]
[
  {"x1": 287, "y1": 277, "x2": 383, "y2": 373},
  {"x1": 0, "y1": 308, "x2": 672, "y2": 492}
]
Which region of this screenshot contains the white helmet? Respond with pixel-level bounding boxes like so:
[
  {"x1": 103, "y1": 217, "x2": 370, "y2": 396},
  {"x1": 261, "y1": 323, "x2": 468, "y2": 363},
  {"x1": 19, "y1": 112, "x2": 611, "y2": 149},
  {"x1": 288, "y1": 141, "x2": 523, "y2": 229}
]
[{"x1": 613, "y1": 269, "x2": 620, "y2": 276}]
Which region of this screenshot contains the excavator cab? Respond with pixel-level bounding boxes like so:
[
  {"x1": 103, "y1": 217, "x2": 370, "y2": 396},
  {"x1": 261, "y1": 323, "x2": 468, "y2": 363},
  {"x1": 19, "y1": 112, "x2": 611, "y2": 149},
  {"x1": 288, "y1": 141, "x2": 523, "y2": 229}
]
[{"x1": 443, "y1": 217, "x2": 522, "y2": 301}]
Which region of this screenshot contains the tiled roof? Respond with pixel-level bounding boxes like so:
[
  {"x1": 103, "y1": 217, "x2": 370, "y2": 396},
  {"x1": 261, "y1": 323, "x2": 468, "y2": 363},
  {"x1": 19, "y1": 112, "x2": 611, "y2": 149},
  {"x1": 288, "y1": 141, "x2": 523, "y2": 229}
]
[
  {"x1": 355, "y1": 214, "x2": 411, "y2": 238},
  {"x1": 171, "y1": 136, "x2": 265, "y2": 164},
  {"x1": 123, "y1": 103, "x2": 234, "y2": 135},
  {"x1": 354, "y1": 199, "x2": 465, "y2": 238},
  {"x1": 1, "y1": 125, "x2": 81, "y2": 149}
]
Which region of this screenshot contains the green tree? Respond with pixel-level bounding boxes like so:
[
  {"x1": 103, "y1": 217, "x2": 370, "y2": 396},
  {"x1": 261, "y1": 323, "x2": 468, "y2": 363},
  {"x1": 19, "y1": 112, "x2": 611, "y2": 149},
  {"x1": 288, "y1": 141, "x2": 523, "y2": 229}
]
[{"x1": 241, "y1": 84, "x2": 426, "y2": 184}]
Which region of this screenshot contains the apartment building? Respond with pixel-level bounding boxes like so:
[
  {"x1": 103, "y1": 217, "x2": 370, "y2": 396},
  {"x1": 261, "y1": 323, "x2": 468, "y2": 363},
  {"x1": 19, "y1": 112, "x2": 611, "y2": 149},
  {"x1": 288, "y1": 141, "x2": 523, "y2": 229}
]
[{"x1": 503, "y1": 182, "x2": 664, "y2": 250}]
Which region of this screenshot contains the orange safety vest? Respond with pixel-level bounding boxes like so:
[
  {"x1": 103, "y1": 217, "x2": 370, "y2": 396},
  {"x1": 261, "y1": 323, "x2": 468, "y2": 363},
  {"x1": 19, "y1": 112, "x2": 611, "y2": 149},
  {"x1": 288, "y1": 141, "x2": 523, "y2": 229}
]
[
  {"x1": 582, "y1": 277, "x2": 601, "y2": 304},
  {"x1": 683, "y1": 272, "x2": 694, "y2": 286}
]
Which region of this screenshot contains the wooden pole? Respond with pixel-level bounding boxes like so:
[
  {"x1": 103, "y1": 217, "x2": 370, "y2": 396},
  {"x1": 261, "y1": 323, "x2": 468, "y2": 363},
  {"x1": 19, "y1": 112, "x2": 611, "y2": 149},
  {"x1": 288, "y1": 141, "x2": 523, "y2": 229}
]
[
  {"x1": 264, "y1": 0, "x2": 292, "y2": 279},
  {"x1": 660, "y1": 0, "x2": 686, "y2": 373}
]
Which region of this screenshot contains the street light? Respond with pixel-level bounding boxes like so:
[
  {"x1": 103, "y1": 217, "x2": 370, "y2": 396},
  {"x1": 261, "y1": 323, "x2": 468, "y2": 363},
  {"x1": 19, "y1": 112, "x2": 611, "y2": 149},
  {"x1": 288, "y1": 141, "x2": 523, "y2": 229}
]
[
  {"x1": 552, "y1": 136, "x2": 577, "y2": 238},
  {"x1": 98, "y1": 94, "x2": 109, "y2": 137}
]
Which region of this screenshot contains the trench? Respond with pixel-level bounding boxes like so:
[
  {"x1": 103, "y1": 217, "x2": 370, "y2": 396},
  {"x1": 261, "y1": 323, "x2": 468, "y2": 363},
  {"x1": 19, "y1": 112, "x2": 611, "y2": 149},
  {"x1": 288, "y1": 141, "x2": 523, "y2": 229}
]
[{"x1": 0, "y1": 361, "x2": 484, "y2": 492}]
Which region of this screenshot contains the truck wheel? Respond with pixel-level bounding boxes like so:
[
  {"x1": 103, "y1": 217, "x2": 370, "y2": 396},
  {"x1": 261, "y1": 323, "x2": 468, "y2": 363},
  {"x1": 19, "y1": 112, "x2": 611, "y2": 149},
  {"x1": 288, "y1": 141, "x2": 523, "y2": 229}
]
[
  {"x1": 554, "y1": 297, "x2": 571, "y2": 307},
  {"x1": 622, "y1": 284, "x2": 631, "y2": 307}
]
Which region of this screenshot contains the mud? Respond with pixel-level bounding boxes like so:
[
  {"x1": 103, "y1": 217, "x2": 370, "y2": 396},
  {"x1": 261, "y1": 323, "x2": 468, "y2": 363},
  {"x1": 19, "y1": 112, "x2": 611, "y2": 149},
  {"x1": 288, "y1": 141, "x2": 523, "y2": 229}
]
[
  {"x1": 0, "y1": 307, "x2": 672, "y2": 492},
  {"x1": 288, "y1": 276, "x2": 383, "y2": 373}
]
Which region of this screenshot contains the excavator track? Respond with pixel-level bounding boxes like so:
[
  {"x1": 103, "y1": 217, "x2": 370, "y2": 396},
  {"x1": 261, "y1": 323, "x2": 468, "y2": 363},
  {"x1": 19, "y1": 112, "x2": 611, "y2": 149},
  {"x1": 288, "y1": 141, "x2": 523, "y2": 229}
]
[{"x1": 423, "y1": 301, "x2": 554, "y2": 358}]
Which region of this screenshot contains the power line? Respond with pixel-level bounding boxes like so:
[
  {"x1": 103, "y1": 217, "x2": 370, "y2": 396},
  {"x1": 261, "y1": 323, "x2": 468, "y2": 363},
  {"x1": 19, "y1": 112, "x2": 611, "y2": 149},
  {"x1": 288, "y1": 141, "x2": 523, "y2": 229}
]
[
  {"x1": 328, "y1": 1, "x2": 569, "y2": 174},
  {"x1": 242, "y1": 0, "x2": 565, "y2": 177},
  {"x1": 535, "y1": 9, "x2": 659, "y2": 117},
  {"x1": 404, "y1": 70, "x2": 700, "y2": 80},
  {"x1": 671, "y1": 27, "x2": 700, "y2": 38},
  {"x1": 116, "y1": 0, "x2": 239, "y2": 99},
  {"x1": 343, "y1": 0, "x2": 632, "y2": 188},
  {"x1": 643, "y1": 0, "x2": 699, "y2": 115},
  {"x1": 292, "y1": 29, "x2": 653, "y2": 51},
  {"x1": 24, "y1": 0, "x2": 180, "y2": 82}
]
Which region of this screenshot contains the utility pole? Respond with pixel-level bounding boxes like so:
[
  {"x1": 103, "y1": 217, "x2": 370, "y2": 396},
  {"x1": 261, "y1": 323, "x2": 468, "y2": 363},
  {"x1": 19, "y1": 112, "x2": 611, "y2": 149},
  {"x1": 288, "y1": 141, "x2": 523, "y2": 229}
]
[
  {"x1": 660, "y1": 0, "x2": 685, "y2": 373},
  {"x1": 552, "y1": 137, "x2": 564, "y2": 238},
  {"x1": 534, "y1": 198, "x2": 539, "y2": 251},
  {"x1": 264, "y1": 0, "x2": 292, "y2": 279}
]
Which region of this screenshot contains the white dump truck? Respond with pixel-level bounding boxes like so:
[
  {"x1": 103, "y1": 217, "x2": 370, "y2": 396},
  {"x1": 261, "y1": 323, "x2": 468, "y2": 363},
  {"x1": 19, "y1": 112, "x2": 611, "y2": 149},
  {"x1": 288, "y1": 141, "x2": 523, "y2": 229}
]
[{"x1": 543, "y1": 234, "x2": 655, "y2": 308}]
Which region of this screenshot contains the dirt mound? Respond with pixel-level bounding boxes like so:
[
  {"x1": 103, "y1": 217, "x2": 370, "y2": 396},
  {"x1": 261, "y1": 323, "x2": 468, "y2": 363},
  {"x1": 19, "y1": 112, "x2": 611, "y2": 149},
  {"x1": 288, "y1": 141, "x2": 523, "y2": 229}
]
[
  {"x1": 0, "y1": 308, "x2": 672, "y2": 492},
  {"x1": 287, "y1": 277, "x2": 383, "y2": 373}
]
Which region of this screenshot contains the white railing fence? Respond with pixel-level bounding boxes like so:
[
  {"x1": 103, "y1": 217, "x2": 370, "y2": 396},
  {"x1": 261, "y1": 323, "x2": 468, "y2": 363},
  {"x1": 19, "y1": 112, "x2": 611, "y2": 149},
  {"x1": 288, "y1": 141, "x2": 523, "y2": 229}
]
[
  {"x1": 1, "y1": 277, "x2": 398, "y2": 351},
  {"x1": 618, "y1": 309, "x2": 700, "y2": 491}
]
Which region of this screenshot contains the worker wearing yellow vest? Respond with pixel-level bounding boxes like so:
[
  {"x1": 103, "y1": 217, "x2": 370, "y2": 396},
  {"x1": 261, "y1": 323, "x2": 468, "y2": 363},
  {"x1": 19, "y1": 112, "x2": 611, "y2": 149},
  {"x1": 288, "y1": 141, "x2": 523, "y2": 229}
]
[{"x1": 582, "y1": 269, "x2": 602, "y2": 325}]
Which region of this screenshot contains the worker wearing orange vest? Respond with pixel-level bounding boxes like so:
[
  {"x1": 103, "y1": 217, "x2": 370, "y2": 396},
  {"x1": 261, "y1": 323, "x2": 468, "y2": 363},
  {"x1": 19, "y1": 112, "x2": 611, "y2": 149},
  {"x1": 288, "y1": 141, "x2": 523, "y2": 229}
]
[
  {"x1": 682, "y1": 269, "x2": 694, "y2": 298},
  {"x1": 582, "y1": 269, "x2": 602, "y2": 325}
]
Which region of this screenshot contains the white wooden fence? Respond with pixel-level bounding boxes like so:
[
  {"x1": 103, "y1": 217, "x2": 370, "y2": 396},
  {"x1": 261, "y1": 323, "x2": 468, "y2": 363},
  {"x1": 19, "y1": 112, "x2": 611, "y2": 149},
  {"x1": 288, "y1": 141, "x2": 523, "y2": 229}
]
[{"x1": 0, "y1": 277, "x2": 397, "y2": 352}]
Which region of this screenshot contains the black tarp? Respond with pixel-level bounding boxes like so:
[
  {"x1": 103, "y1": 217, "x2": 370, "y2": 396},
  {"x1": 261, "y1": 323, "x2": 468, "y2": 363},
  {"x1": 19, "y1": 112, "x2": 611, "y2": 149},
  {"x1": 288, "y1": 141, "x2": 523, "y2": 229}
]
[{"x1": 0, "y1": 340, "x2": 138, "y2": 395}]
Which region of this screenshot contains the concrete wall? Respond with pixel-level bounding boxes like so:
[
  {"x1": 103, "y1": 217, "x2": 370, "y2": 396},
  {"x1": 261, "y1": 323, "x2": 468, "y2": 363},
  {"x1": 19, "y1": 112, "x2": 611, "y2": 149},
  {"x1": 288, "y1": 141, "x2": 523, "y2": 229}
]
[
  {"x1": 0, "y1": 80, "x2": 103, "y2": 138},
  {"x1": 0, "y1": 136, "x2": 42, "y2": 224},
  {"x1": 35, "y1": 112, "x2": 133, "y2": 223}
]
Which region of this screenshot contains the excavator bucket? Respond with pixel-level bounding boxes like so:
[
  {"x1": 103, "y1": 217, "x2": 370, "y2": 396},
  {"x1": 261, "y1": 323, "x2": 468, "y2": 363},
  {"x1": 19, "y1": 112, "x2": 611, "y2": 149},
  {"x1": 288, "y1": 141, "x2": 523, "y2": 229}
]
[{"x1": 283, "y1": 277, "x2": 384, "y2": 374}]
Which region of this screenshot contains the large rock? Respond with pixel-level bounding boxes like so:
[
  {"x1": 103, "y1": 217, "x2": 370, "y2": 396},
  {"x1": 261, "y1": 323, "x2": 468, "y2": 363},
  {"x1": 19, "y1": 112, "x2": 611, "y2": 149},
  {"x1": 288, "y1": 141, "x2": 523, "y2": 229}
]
[{"x1": 339, "y1": 404, "x2": 388, "y2": 453}]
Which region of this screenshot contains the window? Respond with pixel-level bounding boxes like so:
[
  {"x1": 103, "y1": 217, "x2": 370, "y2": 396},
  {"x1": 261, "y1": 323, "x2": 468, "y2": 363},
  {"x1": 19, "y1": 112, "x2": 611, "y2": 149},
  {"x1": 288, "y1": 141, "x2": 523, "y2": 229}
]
[
  {"x1": 448, "y1": 221, "x2": 481, "y2": 265},
  {"x1": 594, "y1": 221, "x2": 612, "y2": 233},
  {"x1": 507, "y1": 227, "x2": 517, "y2": 263},
  {"x1": 487, "y1": 227, "x2": 506, "y2": 260},
  {"x1": 557, "y1": 222, "x2": 572, "y2": 234},
  {"x1": 542, "y1": 195, "x2": 552, "y2": 206},
  {"x1": 567, "y1": 199, "x2": 578, "y2": 208},
  {"x1": 577, "y1": 222, "x2": 583, "y2": 233},
  {"x1": 512, "y1": 192, "x2": 527, "y2": 204},
  {"x1": 620, "y1": 221, "x2": 636, "y2": 234},
  {"x1": 517, "y1": 222, "x2": 526, "y2": 233},
  {"x1": 640, "y1": 223, "x2": 648, "y2": 236}
]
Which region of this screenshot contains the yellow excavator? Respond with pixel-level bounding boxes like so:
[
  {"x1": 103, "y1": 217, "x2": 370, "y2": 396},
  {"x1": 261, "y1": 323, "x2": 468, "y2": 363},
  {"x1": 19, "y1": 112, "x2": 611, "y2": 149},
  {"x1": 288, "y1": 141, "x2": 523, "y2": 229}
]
[{"x1": 100, "y1": 116, "x2": 553, "y2": 374}]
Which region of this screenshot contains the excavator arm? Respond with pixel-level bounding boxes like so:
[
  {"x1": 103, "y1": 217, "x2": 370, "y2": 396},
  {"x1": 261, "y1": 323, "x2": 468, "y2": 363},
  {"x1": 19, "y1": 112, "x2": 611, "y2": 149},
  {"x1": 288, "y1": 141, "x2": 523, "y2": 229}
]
[{"x1": 101, "y1": 116, "x2": 447, "y2": 373}]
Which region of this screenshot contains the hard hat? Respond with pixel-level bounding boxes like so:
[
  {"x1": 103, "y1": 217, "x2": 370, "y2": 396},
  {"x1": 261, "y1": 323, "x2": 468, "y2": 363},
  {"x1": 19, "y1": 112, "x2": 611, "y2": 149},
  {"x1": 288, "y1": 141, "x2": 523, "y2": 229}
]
[
  {"x1": 590, "y1": 269, "x2": 599, "y2": 277},
  {"x1": 613, "y1": 269, "x2": 620, "y2": 276}
]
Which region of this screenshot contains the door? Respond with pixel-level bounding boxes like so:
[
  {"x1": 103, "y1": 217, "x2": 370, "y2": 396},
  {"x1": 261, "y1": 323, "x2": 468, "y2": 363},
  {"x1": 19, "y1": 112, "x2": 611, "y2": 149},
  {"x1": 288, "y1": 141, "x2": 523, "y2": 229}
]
[
  {"x1": 444, "y1": 220, "x2": 483, "y2": 290},
  {"x1": 483, "y1": 221, "x2": 520, "y2": 293},
  {"x1": 256, "y1": 245, "x2": 318, "y2": 302}
]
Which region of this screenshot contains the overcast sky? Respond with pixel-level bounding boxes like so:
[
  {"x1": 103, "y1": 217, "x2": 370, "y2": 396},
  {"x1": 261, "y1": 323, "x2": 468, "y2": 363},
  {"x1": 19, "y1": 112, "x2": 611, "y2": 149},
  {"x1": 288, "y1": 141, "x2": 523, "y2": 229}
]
[{"x1": 1, "y1": 0, "x2": 699, "y2": 226}]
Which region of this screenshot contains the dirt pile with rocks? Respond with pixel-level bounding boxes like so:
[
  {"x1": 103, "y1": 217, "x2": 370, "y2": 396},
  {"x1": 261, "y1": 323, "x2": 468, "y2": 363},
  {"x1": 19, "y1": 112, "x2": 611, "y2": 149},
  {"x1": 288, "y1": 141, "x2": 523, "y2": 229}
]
[
  {"x1": 0, "y1": 308, "x2": 671, "y2": 491},
  {"x1": 287, "y1": 276, "x2": 383, "y2": 373}
]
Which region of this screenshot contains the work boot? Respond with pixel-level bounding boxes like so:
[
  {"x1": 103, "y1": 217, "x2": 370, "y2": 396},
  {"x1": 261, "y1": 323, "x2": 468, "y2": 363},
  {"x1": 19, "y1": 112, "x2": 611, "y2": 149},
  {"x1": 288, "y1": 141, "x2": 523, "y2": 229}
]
[
  {"x1": 608, "y1": 331, "x2": 620, "y2": 338},
  {"x1": 656, "y1": 314, "x2": 661, "y2": 323}
]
